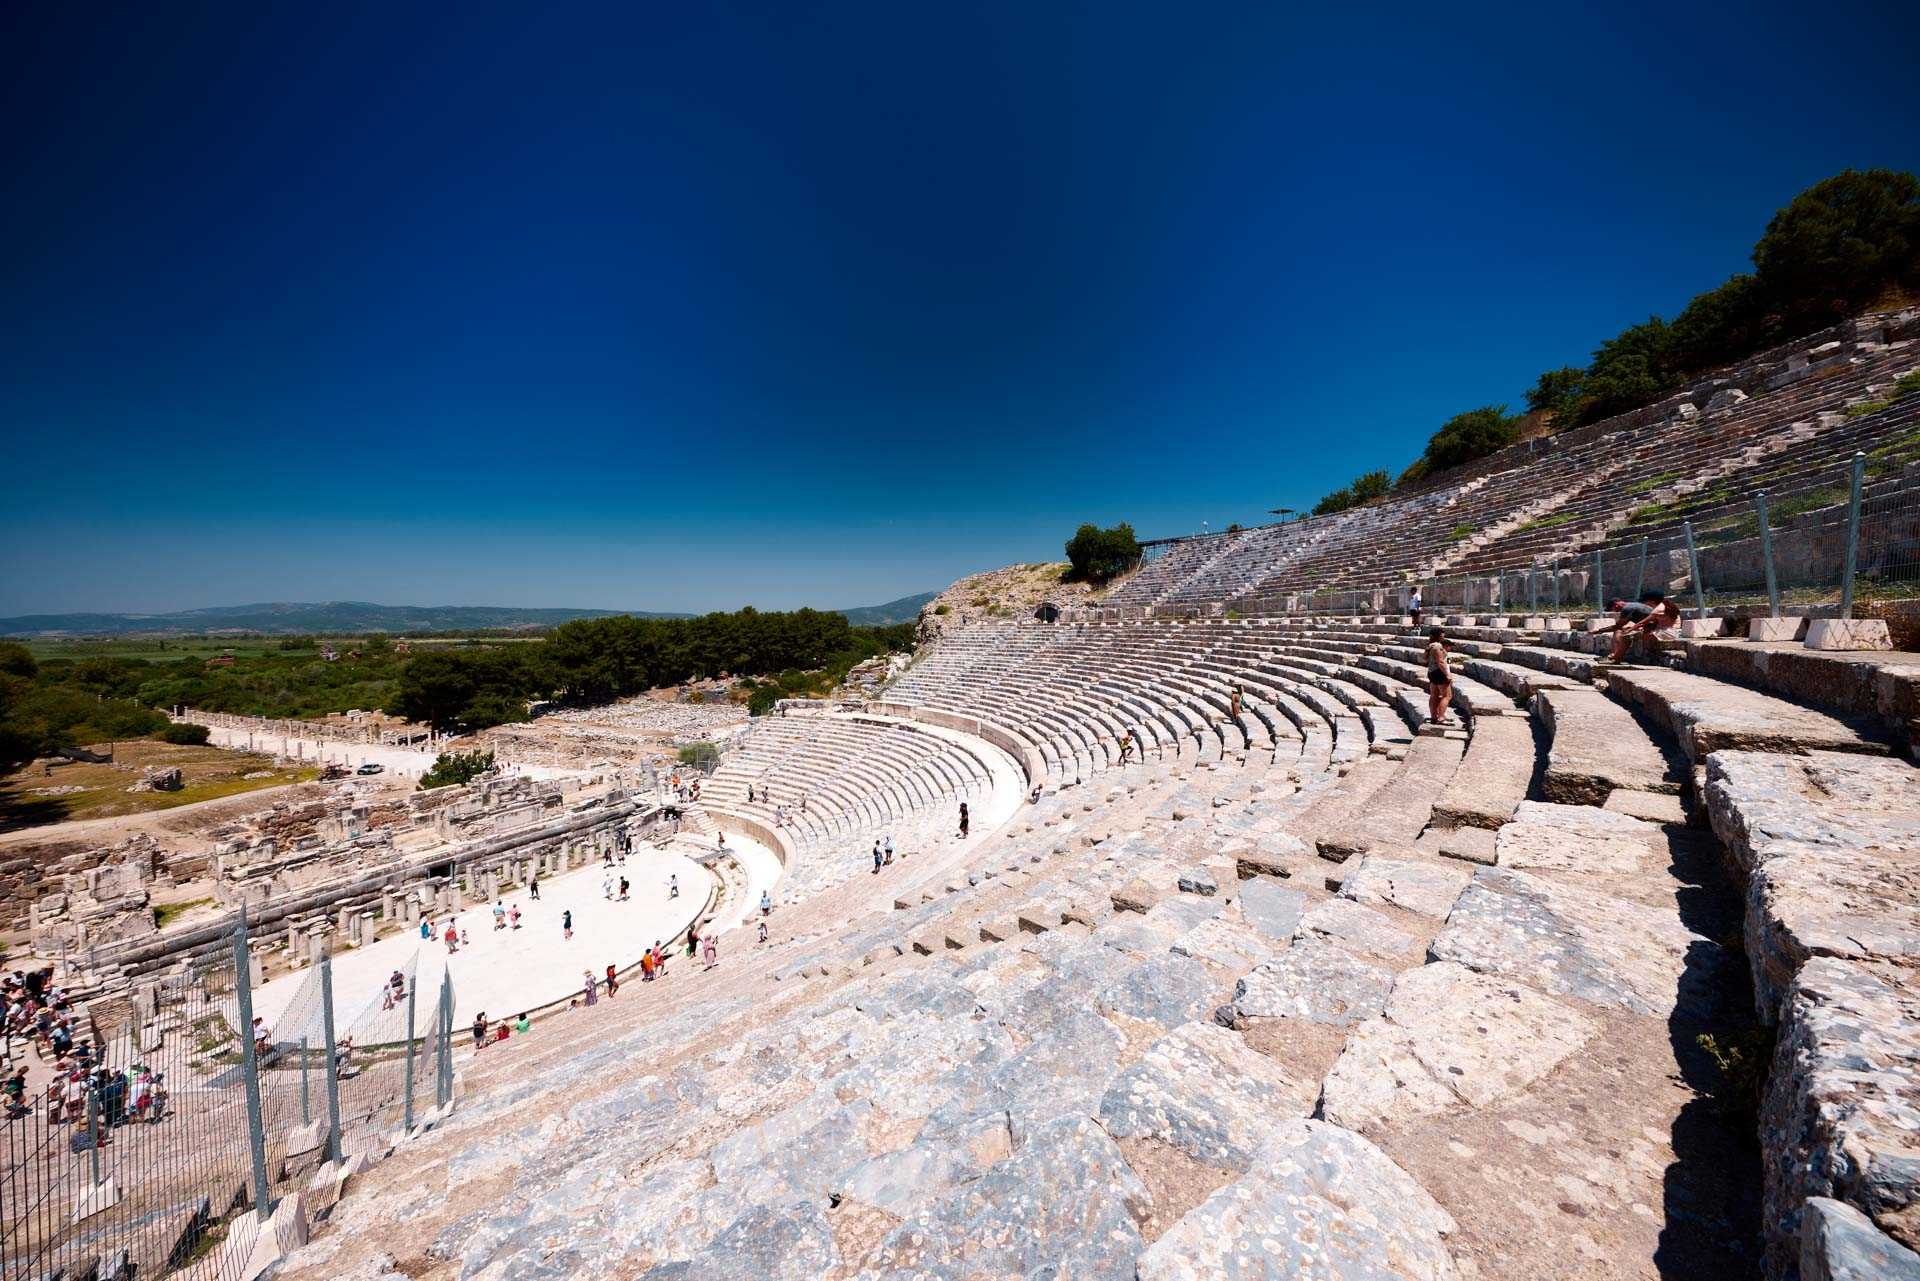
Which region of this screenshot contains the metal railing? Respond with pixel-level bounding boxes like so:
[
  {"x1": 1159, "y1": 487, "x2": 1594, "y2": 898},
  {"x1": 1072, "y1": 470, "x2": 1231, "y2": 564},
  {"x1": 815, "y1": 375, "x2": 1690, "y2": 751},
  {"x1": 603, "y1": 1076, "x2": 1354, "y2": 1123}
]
[{"x1": 1, "y1": 924, "x2": 455, "y2": 1280}]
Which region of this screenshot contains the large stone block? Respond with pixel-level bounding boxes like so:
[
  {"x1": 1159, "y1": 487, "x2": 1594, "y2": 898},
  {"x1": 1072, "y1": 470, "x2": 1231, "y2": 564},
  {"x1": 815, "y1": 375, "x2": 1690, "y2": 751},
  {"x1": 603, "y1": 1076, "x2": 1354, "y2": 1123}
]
[{"x1": 1806, "y1": 619, "x2": 1893, "y2": 652}]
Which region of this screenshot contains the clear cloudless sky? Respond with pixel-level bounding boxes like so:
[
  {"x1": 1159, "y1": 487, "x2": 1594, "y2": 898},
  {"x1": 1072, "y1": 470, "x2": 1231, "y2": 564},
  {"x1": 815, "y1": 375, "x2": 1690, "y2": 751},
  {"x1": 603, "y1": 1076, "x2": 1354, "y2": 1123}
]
[{"x1": 4, "y1": 1, "x2": 1918, "y2": 616}]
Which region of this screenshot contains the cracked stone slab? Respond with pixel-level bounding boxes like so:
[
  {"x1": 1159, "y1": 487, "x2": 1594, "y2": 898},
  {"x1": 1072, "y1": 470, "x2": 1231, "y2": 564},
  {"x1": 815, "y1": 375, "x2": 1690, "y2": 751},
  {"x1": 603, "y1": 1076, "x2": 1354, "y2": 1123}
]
[
  {"x1": 1339, "y1": 854, "x2": 1471, "y2": 918},
  {"x1": 1226, "y1": 938, "x2": 1394, "y2": 1028},
  {"x1": 1097, "y1": 1021, "x2": 1316, "y2": 1172},
  {"x1": 835, "y1": 1139, "x2": 982, "y2": 1218},
  {"x1": 1319, "y1": 961, "x2": 1596, "y2": 1131},
  {"x1": 1294, "y1": 897, "x2": 1418, "y2": 959},
  {"x1": 1171, "y1": 914, "x2": 1276, "y2": 970},
  {"x1": 1429, "y1": 865, "x2": 1714, "y2": 1017},
  {"x1": 865, "y1": 1115, "x2": 1150, "y2": 1279},
  {"x1": 1136, "y1": 1118, "x2": 1457, "y2": 1281}
]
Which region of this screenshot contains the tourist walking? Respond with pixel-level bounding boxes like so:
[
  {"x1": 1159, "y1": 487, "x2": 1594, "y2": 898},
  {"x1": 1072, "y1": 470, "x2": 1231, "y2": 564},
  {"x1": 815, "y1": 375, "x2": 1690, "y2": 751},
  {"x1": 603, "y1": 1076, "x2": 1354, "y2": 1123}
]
[
  {"x1": 562, "y1": 909, "x2": 573, "y2": 941},
  {"x1": 669, "y1": 873, "x2": 679, "y2": 899},
  {"x1": 583, "y1": 971, "x2": 598, "y2": 1006},
  {"x1": 757, "y1": 919, "x2": 768, "y2": 944},
  {"x1": 443, "y1": 923, "x2": 459, "y2": 953},
  {"x1": 509, "y1": 904, "x2": 522, "y2": 929},
  {"x1": 1409, "y1": 587, "x2": 1423, "y2": 626},
  {"x1": 957, "y1": 802, "x2": 969, "y2": 839},
  {"x1": 1230, "y1": 684, "x2": 1243, "y2": 719},
  {"x1": 619, "y1": 877, "x2": 630, "y2": 900},
  {"x1": 1425, "y1": 628, "x2": 1453, "y2": 726},
  {"x1": 529, "y1": 877, "x2": 541, "y2": 901},
  {"x1": 472, "y1": 1013, "x2": 487, "y2": 1049},
  {"x1": 702, "y1": 933, "x2": 718, "y2": 969},
  {"x1": 884, "y1": 834, "x2": 894, "y2": 863},
  {"x1": 760, "y1": 890, "x2": 771, "y2": 917},
  {"x1": 492, "y1": 902, "x2": 506, "y2": 930},
  {"x1": 872, "y1": 842, "x2": 883, "y2": 873},
  {"x1": 641, "y1": 949, "x2": 656, "y2": 982},
  {"x1": 605, "y1": 964, "x2": 619, "y2": 997},
  {"x1": 420, "y1": 918, "x2": 432, "y2": 941}
]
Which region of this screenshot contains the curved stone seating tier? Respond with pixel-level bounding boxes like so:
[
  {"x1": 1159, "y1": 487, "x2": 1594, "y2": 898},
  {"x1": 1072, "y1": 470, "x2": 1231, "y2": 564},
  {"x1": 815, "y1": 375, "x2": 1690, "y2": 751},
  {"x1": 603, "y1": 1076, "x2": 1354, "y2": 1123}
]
[{"x1": 283, "y1": 578, "x2": 1920, "y2": 1281}]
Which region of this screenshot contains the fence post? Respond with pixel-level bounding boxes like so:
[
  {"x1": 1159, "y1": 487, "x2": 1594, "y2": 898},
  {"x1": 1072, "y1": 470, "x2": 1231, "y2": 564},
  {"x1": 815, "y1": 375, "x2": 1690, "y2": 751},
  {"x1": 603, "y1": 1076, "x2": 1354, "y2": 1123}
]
[
  {"x1": 1551, "y1": 557, "x2": 1560, "y2": 611},
  {"x1": 1756, "y1": 491, "x2": 1780, "y2": 619},
  {"x1": 1683, "y1": 520, "x2": 1707, "y2": 615},
  {"x1": 1841, "y1": 450, "x2": 1866, "y2": 619},
  {"x1": 1593, "y1": 550, "x2": 1603, "y2": 613},
  {"x1": 403, "y1": 976, "x2": 418, "y2": 1132},
  {"x1": 319, "y1": 953, "x2": 343, "y2": 1165},
  {"x1": 1528, "y1": 567, "x2": 1537, "y2": 614},
  {"x1": 230, "y1": 921, "x2": 274, "y2": 1220},
  {"x1": 1633, "y1": 538, "x2": 1648, "y2": 601},
  {"x1": 86, "y1": 1086, "x2": 103, "y2": 1190},
  {"x1": 437, "y1": 973, "x2": 453, "y2": 1109}
]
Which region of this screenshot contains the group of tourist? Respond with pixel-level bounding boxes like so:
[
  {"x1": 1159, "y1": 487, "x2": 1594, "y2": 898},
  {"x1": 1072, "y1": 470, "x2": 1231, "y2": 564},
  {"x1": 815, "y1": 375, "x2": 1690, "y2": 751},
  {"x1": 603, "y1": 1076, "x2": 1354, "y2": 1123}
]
[
  {"x1": 4, "y1": 966, "x2": 170, "y2": 1130},
  {"x1": 472, "y1": 1010, "x2": 531, "y2": 1049}
]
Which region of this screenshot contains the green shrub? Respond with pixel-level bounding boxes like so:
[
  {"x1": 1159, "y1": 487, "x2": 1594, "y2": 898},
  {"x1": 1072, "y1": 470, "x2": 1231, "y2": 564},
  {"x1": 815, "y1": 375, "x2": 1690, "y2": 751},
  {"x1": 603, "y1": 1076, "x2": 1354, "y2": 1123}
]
[
  {"x1": 159, "y1": 723, "x2": 211, "y2": 746},
  {"x1": 932, "y1": 604, "x2": 950, "y2": 616},
  {"x1": 1063, "y1": 522, "x2": 1142, "y2": 583},
  {"x1": 1313, "y1": 470, "x2": 1391, "y2": 516},
  {"x1": 677, "y1": 741, "x2": 720, "y2": 768},
  {"x1": 1696, "y1": 1026, "x2": 1776, "y2": 1118},
  {"x1": 1845, "y1": 399, "x2": 1892, "y2": 418},
  {"x1": 1895, "y1": 369, "x2": 1920, "y2": 397},
  {"x1": 1446, "y1": 523, "x2": 1475, "y2": 543},
  {"x1": 419, "y1": 750, "x2": 494, "y2": 790},
  {"x1": 1753, "y1": 168, "x2": 1920, "y2": 329}
]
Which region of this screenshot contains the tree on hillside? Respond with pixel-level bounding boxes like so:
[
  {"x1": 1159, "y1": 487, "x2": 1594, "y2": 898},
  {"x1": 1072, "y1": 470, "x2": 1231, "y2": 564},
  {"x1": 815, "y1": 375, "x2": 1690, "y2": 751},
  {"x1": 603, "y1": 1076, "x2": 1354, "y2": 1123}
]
[
  {"x1": 1312, "y1": 470, "x2": 1392, "y2": 516},
  {"x1": 1753, "y1": 168, "x2": 1920, "y2": 328},
  {"x1": 1579, "y1": 318, "x2": 1678, "y2": 423},
  {"x1": 1064, "y1": 523, "x2": 1141, "y2": 582},
  {"x1": 1524, "y1": 367, "x2": 1586, "y2": 421},
  {"x1": 1420, "y1": 406, "x2": 1520, "y2": 471},
  {"x1": 1666, "y1": 274, "x2": 1770, "y2": 374}
]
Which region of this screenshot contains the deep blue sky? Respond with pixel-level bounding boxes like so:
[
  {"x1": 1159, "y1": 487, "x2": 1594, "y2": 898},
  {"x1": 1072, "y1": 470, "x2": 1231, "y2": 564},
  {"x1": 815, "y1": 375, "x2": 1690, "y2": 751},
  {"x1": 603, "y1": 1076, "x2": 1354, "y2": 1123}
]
[{"x1": 4, "y1": 2, "x2": 1917, "y2": 615}]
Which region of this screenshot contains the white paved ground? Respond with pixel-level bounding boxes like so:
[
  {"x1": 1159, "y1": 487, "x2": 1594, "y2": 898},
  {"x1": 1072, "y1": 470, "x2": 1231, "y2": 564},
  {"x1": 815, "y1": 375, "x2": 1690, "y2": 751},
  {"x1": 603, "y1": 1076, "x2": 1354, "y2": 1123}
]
[{"x1": 250, "y1": 848, "x2": 708, "y2": 1034}]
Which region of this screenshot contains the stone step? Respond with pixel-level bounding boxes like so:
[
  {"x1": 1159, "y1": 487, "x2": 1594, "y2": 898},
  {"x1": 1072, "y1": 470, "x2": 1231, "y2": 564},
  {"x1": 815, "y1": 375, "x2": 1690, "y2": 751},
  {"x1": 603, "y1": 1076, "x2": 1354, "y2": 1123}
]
[
  {"x1": 1429, "y1": 712, "x2": 1536, "y2": 830},
  {"x1": 1602, "y1": 665, "x2": 1894, "y2": 764},
  {"x1": 1533, "y1": 687, "x2": 1683, "y2": 805},
  {"x1": 1320, "y1": 733, "x2": 1467, "y2": 858}
]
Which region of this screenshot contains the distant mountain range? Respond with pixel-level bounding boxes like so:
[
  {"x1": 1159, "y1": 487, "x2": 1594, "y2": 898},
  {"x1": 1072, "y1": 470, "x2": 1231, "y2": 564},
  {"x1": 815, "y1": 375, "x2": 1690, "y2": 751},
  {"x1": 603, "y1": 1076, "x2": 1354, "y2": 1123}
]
[
  {"x1": 837, "y1": 591, "x2": 937, "y2": 626},
  {"x1": 0, "y1": 594, "x2": 937, "y2": 638}
]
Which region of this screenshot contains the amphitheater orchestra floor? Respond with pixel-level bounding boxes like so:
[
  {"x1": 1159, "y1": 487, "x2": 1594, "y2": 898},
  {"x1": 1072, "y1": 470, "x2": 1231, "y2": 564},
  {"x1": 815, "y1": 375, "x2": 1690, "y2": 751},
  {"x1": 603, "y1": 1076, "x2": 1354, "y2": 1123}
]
[{"x1": 248, "y1": 846, "x2": 711, "y2": 1034}]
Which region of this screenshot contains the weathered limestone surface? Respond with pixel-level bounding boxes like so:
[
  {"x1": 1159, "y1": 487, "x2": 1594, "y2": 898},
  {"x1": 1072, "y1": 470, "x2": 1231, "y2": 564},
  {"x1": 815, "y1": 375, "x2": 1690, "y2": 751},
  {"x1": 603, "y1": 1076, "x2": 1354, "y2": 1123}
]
[
  {"x1": 1605, "y1": 666, "x2": 1891, "y2": 762},
  {"x1": 1225, "y1": 938, "x2": 1394, "y2": 1028},
  {"x1": 1800, "y1": 1197, "x2": 1920, "y2": 1281},
  {"x1": 1429, "y1": 712, "x2": 1535, "y2": 831},
  {"x1": 1494, "y1": 800, "x2": 1663, "y2": 877},
  {"x1": 1338, "y1": 853, "x2": 1470, "y2": 919},
  {"x1": 1135, "y1": 1120, "x2": 1458, "y2": 1281},
  {"x1": 1320, "y1": 961, "x2": 1596, "y2": 1130},
  {"x1": 1237, "y1": 878, "x2": 1308, "y2": 940},
  {"x1": 1533, "y1": 687, "x2": 1679, "y2": 804},
  {"x1": 1763, "y1": 957, "x2": 1920, "y2": 1279},
  {"x1": 1429, "y1": 866, "x2": 1714, "y2": 1017},
  {"x1": 1097, "y1": 1021, "x2": 1317, "y2": 1171},
  {"x1": 1294, "y1": 898, "x2": 1418, "y2": 960},
  {"x1": 1705, "y1": 749, "x2": 1920, "y2": 1016}
]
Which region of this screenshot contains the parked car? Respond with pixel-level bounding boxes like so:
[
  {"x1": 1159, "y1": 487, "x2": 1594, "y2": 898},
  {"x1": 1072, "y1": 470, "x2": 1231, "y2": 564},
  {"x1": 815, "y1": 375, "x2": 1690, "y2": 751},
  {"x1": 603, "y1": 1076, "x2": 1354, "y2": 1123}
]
[{"x1": 355, "y1": 763, "x2": 384, "y2": 775}]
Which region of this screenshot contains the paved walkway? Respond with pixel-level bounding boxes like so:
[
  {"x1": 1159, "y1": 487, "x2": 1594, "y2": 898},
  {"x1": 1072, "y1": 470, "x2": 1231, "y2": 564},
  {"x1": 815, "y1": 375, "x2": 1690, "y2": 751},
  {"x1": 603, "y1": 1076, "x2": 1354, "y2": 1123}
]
[{"x1": 249, "y1": 848, "x2": 708, "y2": 1033}]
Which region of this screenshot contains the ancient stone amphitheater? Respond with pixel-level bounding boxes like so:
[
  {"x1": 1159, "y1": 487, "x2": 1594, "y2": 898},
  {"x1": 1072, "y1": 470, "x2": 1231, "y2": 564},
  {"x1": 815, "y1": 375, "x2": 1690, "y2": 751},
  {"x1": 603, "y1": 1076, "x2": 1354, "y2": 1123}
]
[{"x1": 283, "y1": 314, "x2": 1920, "y2": 1281}]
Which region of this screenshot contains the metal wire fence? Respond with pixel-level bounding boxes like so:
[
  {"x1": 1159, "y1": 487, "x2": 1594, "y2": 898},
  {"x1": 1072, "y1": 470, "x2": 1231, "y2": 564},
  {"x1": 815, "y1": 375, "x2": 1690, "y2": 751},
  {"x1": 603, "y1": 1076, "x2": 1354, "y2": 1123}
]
[{"x1": 1, "y1": 925, "x2": 454, "y2": 1281}]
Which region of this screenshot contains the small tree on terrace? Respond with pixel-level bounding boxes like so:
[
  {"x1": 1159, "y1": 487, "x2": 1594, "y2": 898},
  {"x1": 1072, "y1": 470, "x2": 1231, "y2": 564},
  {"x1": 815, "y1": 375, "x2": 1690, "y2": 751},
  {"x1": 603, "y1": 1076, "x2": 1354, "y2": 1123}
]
[
  {"x1": 1064, "y1": 522, "x2": 1141, "y2": 583},
  {"x1": 1420, "y1": 406, "x2": 1520, "y2": 471},
  {"x1": 419, "y1": 750, "x2": 495, "y2": 790}
]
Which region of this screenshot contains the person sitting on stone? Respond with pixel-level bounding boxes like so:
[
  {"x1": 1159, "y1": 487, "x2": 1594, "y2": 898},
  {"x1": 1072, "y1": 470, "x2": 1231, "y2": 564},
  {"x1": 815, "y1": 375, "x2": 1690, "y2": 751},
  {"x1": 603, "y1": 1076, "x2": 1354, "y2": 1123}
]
[{"x1": 1603, "y1": 591, "x2": 1680, "y2": 663}]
